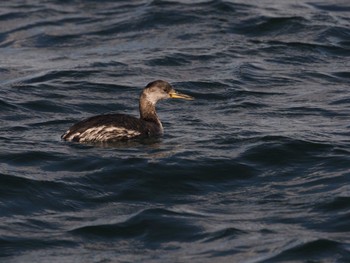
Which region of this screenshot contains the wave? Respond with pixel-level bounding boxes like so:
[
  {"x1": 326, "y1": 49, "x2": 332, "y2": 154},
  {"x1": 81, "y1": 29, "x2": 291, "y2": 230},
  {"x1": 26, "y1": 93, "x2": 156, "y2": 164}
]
[
  {"x1": 261, "y1": 238, "x2": 348, "y2": 263},
  {"x1": 69, "y1": 207, "x2": 204, "y2": 242}
]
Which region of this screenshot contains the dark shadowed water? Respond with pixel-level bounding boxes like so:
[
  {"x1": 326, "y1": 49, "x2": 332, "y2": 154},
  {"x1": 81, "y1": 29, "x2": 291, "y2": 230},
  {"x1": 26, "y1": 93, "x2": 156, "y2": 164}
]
[{"x1": 1, "y1": 0, "x2": 350, "y2": 262}]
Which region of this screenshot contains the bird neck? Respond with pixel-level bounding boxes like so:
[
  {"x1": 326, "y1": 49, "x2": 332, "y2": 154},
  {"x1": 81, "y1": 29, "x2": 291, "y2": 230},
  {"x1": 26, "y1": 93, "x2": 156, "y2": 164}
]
[{"x1": 139, "y1": 95, "x2": 162, "y2": 128}]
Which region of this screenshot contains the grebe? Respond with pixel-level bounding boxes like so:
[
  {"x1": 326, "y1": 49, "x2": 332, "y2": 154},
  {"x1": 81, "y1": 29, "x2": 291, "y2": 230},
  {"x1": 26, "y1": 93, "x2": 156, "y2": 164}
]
[{"x1": 61, "y1": 80, "x2": 194, "y2": 143}]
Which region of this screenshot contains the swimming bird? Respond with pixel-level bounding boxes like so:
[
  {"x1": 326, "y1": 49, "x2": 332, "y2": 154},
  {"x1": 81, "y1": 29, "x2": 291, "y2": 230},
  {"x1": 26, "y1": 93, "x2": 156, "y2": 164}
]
[{"x1": 61, "y1": 80, "x2": 194, "y2": 143}]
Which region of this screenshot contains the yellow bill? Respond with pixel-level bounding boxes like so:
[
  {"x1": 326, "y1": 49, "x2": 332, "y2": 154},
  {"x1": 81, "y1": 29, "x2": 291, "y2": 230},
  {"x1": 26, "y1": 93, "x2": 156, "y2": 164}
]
[{"x1": 169, "y1": 91, "x2": 194, "y2": 100}]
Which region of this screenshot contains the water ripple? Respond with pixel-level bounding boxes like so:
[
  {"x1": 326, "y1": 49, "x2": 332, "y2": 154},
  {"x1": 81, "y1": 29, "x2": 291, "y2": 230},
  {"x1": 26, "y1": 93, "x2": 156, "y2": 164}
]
[{"x1": 1, "y1": 0, "x2": 350, "y2": 262}]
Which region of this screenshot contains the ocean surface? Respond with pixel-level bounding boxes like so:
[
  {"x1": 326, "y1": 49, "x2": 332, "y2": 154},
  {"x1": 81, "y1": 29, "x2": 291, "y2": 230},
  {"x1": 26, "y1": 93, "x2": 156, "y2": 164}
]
[{"x1": 1, "y1": 0, "x2": 350, "y2": 262}]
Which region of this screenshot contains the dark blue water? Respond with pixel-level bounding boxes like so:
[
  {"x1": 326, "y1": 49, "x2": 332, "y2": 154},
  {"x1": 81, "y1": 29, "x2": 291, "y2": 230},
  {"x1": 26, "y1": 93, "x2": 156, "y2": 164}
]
[{"x1": 1, "y1": 0, "x2": 350, "y2": 262}]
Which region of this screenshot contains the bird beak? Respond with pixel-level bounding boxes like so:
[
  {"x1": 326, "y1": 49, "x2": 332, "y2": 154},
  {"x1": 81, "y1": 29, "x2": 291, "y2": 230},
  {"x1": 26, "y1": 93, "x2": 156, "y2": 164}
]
[{"x1": 169, "y1": 91, "x2": 194, "y2": 100}]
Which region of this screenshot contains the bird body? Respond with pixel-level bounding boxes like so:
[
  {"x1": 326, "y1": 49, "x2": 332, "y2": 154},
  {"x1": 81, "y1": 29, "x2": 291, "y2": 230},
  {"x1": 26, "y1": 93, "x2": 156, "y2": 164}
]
[
  {"x1": 61, "y1": 80, "x2": 193, "y2": 143},
  {"x1": 62, "y1": 113, "x2": 161, "y2": 142}
]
